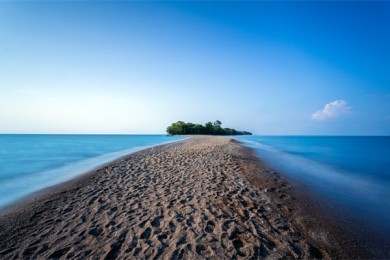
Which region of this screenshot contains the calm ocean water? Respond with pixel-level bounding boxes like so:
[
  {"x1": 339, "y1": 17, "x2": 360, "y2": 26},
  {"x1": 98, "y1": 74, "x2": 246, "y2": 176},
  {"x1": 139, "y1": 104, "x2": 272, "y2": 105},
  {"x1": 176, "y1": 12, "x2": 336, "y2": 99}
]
[
  {"x1": 234, "y1": 136, "x2": 390, "y2": 233},
  {"x1": 0, "y1": 134, "x2": 184, "y2": 208}
]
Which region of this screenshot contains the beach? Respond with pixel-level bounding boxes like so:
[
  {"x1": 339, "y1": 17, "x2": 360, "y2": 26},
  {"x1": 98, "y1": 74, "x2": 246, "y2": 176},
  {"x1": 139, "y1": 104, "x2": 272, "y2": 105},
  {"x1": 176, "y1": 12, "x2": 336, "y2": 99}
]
[{"x1": 0, "y1": 136, "x2": 366, "y2": 259}]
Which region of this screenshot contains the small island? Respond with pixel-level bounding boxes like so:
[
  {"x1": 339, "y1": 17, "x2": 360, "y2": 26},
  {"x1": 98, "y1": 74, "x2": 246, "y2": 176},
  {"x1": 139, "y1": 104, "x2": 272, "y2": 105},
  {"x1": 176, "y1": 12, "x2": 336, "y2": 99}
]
[{"x1": 166, "y1": 120, "x2": 252, "y2": 135}]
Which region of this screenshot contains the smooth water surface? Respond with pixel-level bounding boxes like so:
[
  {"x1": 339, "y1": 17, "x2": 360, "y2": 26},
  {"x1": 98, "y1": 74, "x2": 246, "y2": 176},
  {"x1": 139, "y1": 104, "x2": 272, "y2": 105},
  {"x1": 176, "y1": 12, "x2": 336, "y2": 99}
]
[
  {"x1": 0, "y1": 134, "x2": 184, "y2": 208},
  {"x1": 234, "y1": 136, "x2": 390, "y2": 229}
]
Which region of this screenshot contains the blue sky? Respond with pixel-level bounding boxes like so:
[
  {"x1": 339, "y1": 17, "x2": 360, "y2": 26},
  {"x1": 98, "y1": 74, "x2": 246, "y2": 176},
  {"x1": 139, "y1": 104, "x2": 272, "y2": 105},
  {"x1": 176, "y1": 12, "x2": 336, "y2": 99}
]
[{"x1": 0, "y1": 1, "x2": 389, "y2": 135}]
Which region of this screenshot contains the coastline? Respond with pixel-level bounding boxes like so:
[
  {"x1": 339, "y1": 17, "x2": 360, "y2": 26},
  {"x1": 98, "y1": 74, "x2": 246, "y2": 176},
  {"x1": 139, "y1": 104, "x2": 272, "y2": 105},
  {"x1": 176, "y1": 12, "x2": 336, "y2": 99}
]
[
  {"x1": 0, "y1": 136, "x2": 368, "y2": 258},
  {"x1": 0, "y1": 135, "x2": 187, "y2": 210},
  {"x1": 0, "y1": 137, "x2": 190, "y2": 215},
  {"x1": 233, "y1": 140, "x2": 371, "y2": 258}
]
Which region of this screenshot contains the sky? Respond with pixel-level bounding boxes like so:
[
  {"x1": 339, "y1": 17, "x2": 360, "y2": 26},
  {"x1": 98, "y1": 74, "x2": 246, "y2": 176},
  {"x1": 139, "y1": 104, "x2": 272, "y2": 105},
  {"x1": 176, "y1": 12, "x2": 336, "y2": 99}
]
[{"x1": 0, "y1": 1, "x2": 389, "y2": 135}]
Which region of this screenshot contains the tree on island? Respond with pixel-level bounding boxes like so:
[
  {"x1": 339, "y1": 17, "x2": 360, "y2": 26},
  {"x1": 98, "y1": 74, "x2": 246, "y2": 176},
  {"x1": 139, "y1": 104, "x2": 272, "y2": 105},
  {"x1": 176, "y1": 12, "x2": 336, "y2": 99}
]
[{"x1": 166, "y1": 120, "x2": 252, "y2": 136}]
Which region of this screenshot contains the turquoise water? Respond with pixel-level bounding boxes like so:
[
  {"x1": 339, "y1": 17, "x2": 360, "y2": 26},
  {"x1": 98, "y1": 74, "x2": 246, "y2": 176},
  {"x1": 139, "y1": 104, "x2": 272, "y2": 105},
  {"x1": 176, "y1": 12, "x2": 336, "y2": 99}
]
[
  {"x1": 0, "y1": 134, "x2": 184, "y2": 208},
  {"x1": 234, "y1": 136, "x2": 390, "y2": 234}
]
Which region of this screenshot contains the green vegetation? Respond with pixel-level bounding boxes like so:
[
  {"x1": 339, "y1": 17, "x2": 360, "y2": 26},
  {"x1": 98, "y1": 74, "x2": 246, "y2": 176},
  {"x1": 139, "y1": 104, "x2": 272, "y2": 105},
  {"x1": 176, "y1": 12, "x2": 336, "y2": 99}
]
[{"x1": 166, "y1": 120, "x2": 252, "y2": 136}]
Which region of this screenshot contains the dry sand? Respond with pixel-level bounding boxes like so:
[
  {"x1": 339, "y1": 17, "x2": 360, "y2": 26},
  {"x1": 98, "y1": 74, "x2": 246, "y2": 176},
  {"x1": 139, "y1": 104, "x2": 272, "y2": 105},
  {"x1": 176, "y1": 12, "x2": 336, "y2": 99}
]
[{"x1": 0, "y1": 136, "x2": 366, "y2": 259}]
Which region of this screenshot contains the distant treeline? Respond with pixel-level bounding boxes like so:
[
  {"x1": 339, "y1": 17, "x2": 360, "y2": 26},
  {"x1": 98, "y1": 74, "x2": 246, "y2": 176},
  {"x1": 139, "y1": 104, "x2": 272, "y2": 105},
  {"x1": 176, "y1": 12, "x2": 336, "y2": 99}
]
[{"x1": 166, "y1": 120, "x2": 252, "y2": 136}]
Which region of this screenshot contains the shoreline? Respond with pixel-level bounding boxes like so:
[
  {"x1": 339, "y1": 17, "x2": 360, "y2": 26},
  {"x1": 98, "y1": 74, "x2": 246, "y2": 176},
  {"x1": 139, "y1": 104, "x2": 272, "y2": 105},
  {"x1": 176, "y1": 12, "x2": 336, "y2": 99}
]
[
  {"x1": 231, "y1": 140, "x2": 371, "y2": 258},
  {"x1": 0, "y1": 136, "x2": 369, "y2": 258},
  {"x1": 237, "y1": 140, "x2": 390, "y2": 259},
  {"x1": 0, "y1": 136, "x2": 188, "y2": 211},
  {"x1": 0, "y1": 137, "x2": 190, "y2": 216}
]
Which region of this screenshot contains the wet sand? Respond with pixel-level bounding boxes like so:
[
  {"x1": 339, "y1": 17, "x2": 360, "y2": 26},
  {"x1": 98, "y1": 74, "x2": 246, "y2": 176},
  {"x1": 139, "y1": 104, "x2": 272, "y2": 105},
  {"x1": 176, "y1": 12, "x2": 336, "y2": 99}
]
[{"x1": 0, "y1": 136, "x2": 367, "y2": 259}]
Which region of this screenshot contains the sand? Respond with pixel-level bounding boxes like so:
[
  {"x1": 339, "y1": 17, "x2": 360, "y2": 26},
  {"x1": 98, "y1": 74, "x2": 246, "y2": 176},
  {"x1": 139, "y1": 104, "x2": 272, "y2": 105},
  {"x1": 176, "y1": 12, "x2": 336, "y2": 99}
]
[{"x1": 0, "y1": 136, "x2": 366, "y2": 259}]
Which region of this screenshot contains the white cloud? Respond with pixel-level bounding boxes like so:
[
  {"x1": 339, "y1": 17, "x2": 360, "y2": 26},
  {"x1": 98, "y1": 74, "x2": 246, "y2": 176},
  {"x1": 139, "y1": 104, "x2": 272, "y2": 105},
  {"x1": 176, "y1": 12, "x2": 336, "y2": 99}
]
[{"x1": 312, "y1": 100, "x2": 350, "y2": 121}]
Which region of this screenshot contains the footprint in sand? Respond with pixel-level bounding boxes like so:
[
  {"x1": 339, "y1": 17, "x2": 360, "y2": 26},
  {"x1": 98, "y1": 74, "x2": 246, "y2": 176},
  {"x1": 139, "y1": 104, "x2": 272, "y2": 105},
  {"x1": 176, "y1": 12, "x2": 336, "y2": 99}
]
[
  {"x1": 151, "y1": 216, "x2": 163, "y2": 227},
  {"x1": 140, "y1": 227, "x2": 151, "y2": 240},
  {"x1": 205, "y1": 220, "x2": 215, "y2": 233}
]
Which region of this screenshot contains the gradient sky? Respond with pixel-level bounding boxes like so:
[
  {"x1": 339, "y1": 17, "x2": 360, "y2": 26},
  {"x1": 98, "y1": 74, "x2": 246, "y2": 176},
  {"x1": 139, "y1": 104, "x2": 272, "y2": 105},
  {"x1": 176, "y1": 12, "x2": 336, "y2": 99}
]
[{"x1": 1, "y1": 1, "x2": 389, "y2": 135}]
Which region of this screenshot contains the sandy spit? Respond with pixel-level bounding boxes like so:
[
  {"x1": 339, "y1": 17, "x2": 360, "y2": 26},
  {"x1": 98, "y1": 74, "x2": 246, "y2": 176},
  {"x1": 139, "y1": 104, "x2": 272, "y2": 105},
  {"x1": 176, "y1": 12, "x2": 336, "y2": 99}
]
[{"x1": 0, "y1": 136, "x2": 365, "y2": 259}]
